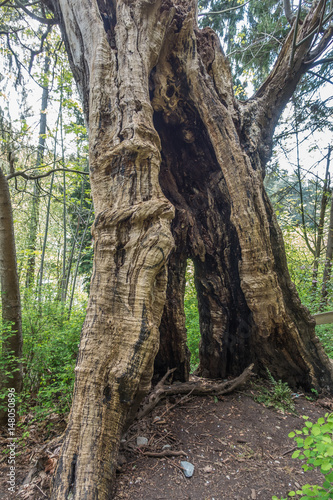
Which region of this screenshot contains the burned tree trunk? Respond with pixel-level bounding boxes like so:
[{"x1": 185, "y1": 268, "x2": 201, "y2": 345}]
[
  {"x1": 44, "y1": 0, "x2": 333, "y2": 497},
  {"x1": 153, "y1": 210, "x2": 190, "y2": 382}
]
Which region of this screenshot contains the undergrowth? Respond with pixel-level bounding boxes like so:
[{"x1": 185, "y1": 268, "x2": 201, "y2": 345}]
[
  {"x1": 253, "y1": 369, "x2": 296, "y2": 414},
  {"x1": 273, "y1": 413, "x2": 333, "y2": 499}
]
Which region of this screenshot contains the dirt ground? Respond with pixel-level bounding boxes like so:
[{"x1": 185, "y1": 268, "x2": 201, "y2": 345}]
[{"x1": 1, "y1": 384, "x2": 332, "y2": 500}]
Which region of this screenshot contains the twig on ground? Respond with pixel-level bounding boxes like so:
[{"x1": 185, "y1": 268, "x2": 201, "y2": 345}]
[
  {"x1": 282, "y1": 446, "x2": 297, "y2": 456},
  {"x1": 139, "y1": 449, "x2": 187, "y2": 458},
  {"x1": 159, "y1": 389, "x2": 195, "y2": 418},
  {"x1": 34, "y1": 483, "x2": 48, "y2": 498}
]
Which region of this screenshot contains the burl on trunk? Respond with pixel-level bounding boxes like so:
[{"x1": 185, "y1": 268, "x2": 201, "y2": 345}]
[{"x1": 45, "y1": 0, "x2": 333, "y2": 498}]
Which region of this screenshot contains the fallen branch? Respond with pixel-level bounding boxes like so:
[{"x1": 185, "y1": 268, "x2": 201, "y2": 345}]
[
  {"x1": 137, "y1": 364, "x2": 254, "y2": 420},
  {"x1": 139, "y1": 449, "x2": 187, "y2": 458}
]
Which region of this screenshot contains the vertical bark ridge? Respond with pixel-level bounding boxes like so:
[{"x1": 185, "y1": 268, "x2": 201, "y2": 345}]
[{"x1": 154, "y1": 210, "x2": 190, "y2": 382}]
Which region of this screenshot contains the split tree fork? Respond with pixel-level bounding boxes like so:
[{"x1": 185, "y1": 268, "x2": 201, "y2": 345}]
[{"x1": 35, "y1": 0, "x2": 333, "y2": 497}]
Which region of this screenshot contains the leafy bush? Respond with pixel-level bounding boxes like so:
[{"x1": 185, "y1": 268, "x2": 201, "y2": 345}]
[{"x1": 272, "y1": 413, "x2": 333, "y2": 499}]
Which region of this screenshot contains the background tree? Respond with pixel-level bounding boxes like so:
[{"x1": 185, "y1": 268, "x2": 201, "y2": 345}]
[{"x1": 0, "y1": 164, "x2": 23, "y2": 425}]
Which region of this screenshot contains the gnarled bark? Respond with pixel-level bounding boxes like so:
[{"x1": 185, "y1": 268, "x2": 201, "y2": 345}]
[
  {"x1": 43, "y1": 0, "x2": 333, "y2": 498},
  {"x1": 49, "y1": 2, "x2": 175, "y2": 498}
]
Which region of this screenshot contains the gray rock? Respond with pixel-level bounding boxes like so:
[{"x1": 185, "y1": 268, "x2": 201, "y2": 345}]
[
  {"x1": 180, "y1": 460, "x2": 194, "y2": 478},
  {"x1": 136, "y1": 436, "x2": 148, "y2": 446},
  {"x1": 162, "y1": 444, "x2": 171, "y2": 450}
]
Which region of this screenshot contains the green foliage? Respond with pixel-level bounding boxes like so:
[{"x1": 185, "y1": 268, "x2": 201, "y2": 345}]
[
  {"x1": 272, "y1": 413, "x2": 333, "y2": 499},
  {"x1": 254, "y1": 369, "x2": 295, "y2": 413},
  {"x1": 0, "y1": 322, "x2": 21, "y2": 411},
  {"x1": 316, "y1": 325, "x2": 333, "y2": 359},
  {"x1": 198, "y1": 0, "x2": 289, "y2": 95},
  {"x1": 184, "y1": 260, "x2": 201, "y2": 372},
  {"x1": 20, "y1": 300, "x2": 85, "y2": 419}
]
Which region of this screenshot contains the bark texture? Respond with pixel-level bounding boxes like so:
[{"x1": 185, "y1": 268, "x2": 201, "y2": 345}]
[
  {"x1": 44, "y1": 0, "x2": 333, "y2": 498},
  {"x1": 49, "y1": 1, "x2": 175, "y2": 498},
  {"x1": 0, "y1": 168, "x2": 23, "y2": 425}
]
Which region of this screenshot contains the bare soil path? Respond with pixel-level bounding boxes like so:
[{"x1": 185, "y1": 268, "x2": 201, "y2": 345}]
[{"x1": 1, "y1": 386, "x2": 332, "y2": 500}]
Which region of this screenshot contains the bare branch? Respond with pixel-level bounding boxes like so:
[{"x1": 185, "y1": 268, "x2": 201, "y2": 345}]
[
  {"x1": 307, "y1": 68, "x2": 333, "y2": 84},
  {"x1": 138, "y1": 450, "x2": 187, "y2": 458},
  {"x1": 309, "y1": 55, "x2": 333, "y2": 67},
  {"x1": 6, "y1": 167, "x2": 89, "y2": 181},
  {"x1": 198, "y1": 0, "x2": 250, "y2": 17},
  {"x1": 13, "y1": 0, "x2": 56, "y2": 25},
  {"x1": 305, "y1": 25, "x2": 333, "y2": 63},
  {"x1": 296, "y1": 8, "x2": 333, "y2": 48},
  {"x1": 0, "y1": 27, "x2": 25, "y2": 34},
  {"x1": 137, "y1": 364, "x2": 254, "y2": 420},
  {"x1": 289, "y1": 0, "x2": 302, "y2": 67}
]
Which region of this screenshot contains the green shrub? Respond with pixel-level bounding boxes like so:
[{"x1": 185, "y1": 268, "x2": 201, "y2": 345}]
[
  {"x1": 21, "y1": 301, "x2": 85, "y2": 419},
  {"x1": 272, "y1": 413, "x2": 333, "y2": 499}
]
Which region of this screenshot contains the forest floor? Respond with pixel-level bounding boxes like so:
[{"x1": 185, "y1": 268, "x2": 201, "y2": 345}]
[{"x1": 0, "y1": 380, "x2": 333, "y2": 500}]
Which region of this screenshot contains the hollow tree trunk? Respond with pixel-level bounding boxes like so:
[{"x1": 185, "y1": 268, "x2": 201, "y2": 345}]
[
  {"x1": 45, "y1": 0, "x2": 333, "y2": 497},
  {"x1": 153, "y1": 7, "x2": 333, "y2": 388}
]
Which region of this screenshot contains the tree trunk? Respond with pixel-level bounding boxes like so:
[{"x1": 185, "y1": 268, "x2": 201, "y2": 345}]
[
  {"x1": 153, "y1": 210, "x2": 190, "y2": 382},
  {"x1": 25, "y1": 55, "x2": 50, "y2": 290},
  {"x1": 68, "y1": 203, "x2": 93, "y2": 319},
  {"x1": 312, "y1": 146, "x2": 331, "y2": 294},
  {"x1": 45, "y1": 0, "x2": 333, "y2": 497},
  {"x1": 0, "y1": 168, "x2": 23, "y2": 425},
  {"x1": 321, "y1": 189, "x2": 333, "y2": 308}
]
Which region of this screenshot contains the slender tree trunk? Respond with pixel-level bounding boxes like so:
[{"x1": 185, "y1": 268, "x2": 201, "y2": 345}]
[
  {"x1": 294, "y1": 99, "x2": 315, "y2": 257},
  {"x1": 45, "y1": 0, "x2": 333, "y2": 497},
  {"x1": 38, "y1": 99, "x2": 61, "y2": 303},
  {"x1": 312, "y1": 146, "x2": 331, "y2": 294},
  {"x1": 25, "y1": 55, "x2": 50, "y2": 290},
  {"x1": 64, "y1": 177, "x2": 86, "y2": 304},
  {"x1": 0, "y1": 168, "x2": 23, "y2": 425},
  {"x1": 321, "y1": 189, "x2": 333, "y2": 308},
  {"x1": 68, "y1": 203, "x2": 93, "y2": 318},
  {"x1": 60, "y1": 85, "x2": 68, "y2": 303}
]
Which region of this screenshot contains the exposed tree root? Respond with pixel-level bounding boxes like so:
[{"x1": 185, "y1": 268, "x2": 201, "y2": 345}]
[{"x1": 137, "y1": 363, "x2": 254, "y2": 420}]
